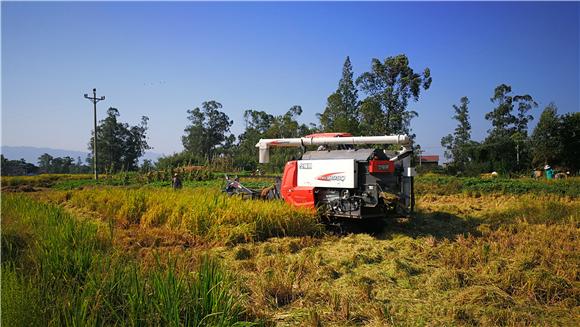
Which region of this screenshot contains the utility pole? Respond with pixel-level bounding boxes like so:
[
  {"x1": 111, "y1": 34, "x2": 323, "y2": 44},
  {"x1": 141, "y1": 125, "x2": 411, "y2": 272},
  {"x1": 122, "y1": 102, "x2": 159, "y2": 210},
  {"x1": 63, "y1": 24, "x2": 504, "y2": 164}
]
[{"x1": 84, "y1": 88, "x2": 105, "y2": 181}]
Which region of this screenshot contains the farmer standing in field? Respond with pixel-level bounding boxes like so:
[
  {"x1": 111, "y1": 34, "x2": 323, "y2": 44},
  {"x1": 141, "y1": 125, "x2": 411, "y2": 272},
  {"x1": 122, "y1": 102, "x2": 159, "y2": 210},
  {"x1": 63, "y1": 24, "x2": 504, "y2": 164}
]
[
  {"x1": 172, "y1": 173, "x2": 182, "y2": 189},
  {"x1": 544, "y1": 165, "x2": 554, "y2": 180}
]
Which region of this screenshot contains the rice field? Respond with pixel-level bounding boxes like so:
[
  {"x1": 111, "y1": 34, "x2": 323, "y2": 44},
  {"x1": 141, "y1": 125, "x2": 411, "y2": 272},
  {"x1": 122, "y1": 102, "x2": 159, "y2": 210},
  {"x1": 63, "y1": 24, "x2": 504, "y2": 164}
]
[
  {"x1": 36, "y1": 187, "x2": 320, "y2": 245},
  {"x1": 1, "y1": 173, "x2": 95, "y2": 186},
  {"x1": 1, "y1": 194, "x2": 252, "y2": 326},
  {"x1": 1, "y1": 174, "x2": 579, "y2": 326}
]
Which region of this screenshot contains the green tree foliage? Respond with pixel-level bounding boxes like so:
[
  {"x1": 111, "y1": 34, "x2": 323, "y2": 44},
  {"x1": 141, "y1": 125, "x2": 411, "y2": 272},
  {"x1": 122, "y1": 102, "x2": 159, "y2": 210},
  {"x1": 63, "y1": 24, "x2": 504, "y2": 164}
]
[
  {"x1": 37, "y1": 153, "x2": 53, "y2": 172},
  {"x1": 260, "y1": 105, "x2": 314, "y2": 171},
  {"x1": 356, "y1": 54, "x2": 432, "y2": 135},
  {"x1": 0, "y1": 154, "x2": 89, "y2": 176},
  {"x1": 88, "y1": 108, "x2": 150, "y2": 172},
  {"x1": 268, "y1": 105, "x2": 311, "y2": 138},
  {"x1": 441, "y1": 97, "x2": 474, "y2": 173},
  {"x1": 182, "y1": 101, "x2": 234, "y2": 162},
  {"x1": 48, "y1": 156, "x2": 73, "y2": 173},
  {"x1": 235, "y1": 106, "x2": 314, "y2": 171},
  {"x1": 514, "y1": 94, "x2": 536, "y2": 136},
  {"x1": 559, "y1": 112, "x2": 580, "y2": 173},
  {"x1": 486, "y1": 84, "x2": 537, "y2": 137},
  {"x1": 0, "y1": 155, "x2": 38, "y2": 176},
  {"x1": 235, "y1": 110, "x2": 275, "y2": 171},
  {"x1": 531, "y1": 103, "x2": 561, "y2": 167},
  {"x1": 140, "y1": 159, "x2": 154, "y2": 172},
  {"x1": 482, "y1": 84, "x2": 537, "y2": 172},
  {"x1": 71, "y1": 156, "x2": 90, "y2": 174},
  {"x1": 357, "y1": 98, "x2": 386, "y2": 136},
  {"x1": 36, "y1": 153, "x2": 89, "y2": 174},
  {"x1": 318, "y1": 56, "x2": 359, "y2": 134},
  {"x1": 486, "y1": 84, "x2": 517, "y2": 137},
  {"x1": 156, "y1": 152, "x2": 203, "y2": 169},
  {"x1": 530, "y1": 106, "x2": 579, "y2": 173}
]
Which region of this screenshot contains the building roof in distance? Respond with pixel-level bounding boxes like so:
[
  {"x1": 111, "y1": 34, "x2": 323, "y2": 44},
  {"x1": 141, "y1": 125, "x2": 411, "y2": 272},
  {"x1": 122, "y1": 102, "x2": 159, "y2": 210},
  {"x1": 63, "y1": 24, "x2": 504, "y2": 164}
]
[{"x1": 420, "y1": 155, "x2": 439, "y2": 163}]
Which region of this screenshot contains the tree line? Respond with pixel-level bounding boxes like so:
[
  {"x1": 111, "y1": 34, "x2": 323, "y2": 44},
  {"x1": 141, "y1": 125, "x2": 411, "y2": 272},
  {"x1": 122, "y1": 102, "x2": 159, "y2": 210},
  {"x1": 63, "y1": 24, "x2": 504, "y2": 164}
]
[
  {"x1": 0, "y1": 107, "x2": 150, "y2": 176},
  {"x1": 161, "y1": 54, "x2": 578, "y2": 175},
  {"x1": 160, "y1": 54, "x2": 433, "y2": 171},
  {"x1": 0, "y1": 154, "x2": 91, "y2": 176},
  {"x1": 2, "y1": 53, "x2": 578, "y2": 176},
  {"x1": 441, "y1": 87, "x2": 579, "y2": 175}
]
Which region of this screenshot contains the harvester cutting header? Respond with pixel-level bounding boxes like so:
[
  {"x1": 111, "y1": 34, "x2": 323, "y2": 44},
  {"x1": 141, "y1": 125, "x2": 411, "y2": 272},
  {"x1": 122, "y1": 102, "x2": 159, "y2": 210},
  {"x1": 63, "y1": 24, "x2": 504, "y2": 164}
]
[
  {"x1": 256, "y1": 133, "x2": 411, "y2": 164},
  {"x1": 237, "y1": 132, "x2": 416, "y2": 221}
]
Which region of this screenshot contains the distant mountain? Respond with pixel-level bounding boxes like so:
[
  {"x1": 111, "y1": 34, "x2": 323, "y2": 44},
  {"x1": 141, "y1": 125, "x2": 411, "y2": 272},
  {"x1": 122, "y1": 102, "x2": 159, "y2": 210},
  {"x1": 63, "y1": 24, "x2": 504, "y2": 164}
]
[{"x1": 1, "y1": 146, "x2": 163, "y2": 165}]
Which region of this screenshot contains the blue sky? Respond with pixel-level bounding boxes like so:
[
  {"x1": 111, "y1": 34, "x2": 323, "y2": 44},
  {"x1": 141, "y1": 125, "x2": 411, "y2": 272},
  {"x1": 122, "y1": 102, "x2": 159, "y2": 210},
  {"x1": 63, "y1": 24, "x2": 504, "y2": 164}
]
[{"x1": 2, "y1": 1, "x2": 579, "y2": 159}]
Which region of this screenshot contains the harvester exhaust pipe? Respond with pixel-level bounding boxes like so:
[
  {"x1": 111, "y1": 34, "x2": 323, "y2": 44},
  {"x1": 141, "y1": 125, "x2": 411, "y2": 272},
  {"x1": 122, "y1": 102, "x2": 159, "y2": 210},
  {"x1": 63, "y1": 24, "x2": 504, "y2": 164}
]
[{"x1": 256, "y1": 135, "x2": 410, "y2": 163}]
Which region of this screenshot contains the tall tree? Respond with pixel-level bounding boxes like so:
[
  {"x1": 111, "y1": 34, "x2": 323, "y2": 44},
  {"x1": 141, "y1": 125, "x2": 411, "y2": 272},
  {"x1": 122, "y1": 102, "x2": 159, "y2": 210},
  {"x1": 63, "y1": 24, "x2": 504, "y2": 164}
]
[
  {"x1": 243, "y1": 110, "x2": 275, "y2": 133},
  {"x1": 182, "y1": 101, "x2": 234, "y2": 161},
  {"x1": 514, "y1": 94, "x2": 537, "y2": 136},
  {"x1": 339, "y1": 56, "x2": 358, "y2": 117},
  {"x1": 239, "y1": 110, "x2": 275, "y2": 152},
  {"x1": 558, "y1": 112, "x2": 580, "y2": 173},
  {"x1": 235, "y1": 106, "x2": 314, "y2": 171},
  {"x1": 37, "y1": 153, "x2": 53, "y2": 173},
  {"x1": 318, "y1": 56, "x2": 359, "y2": 134},
  {"x1": 482, "y1": 84, "x2": 537, "y2": 172},
  {"x1": 88, "y1": 107, "x2": 150, "y2": 172},
  {"x1": 51, "y1": 156, "x2": 75, "y2": 173},
  {"x1": 485, "y1": 84, "x2": 516, "y2": 137},
  {"x1": 235, "y1": 110, "x2": 276, "y2": 171},
  {"x1": 357, "y1": 98, "x2": 386, "y2": 136},
  {"x1": 356, "y1": 54, "x2": 432, "y2": 135},
  {"x1": 265, "y1": 105, "x2": 314, "y2": 170},
  {"x1": 441, "y1": 97, "x2": 473, "y2": 172},
  {"x1": 531, "y1": 103, "x2": 561, "y2": 167},
  {"x1": 124, "y1": 116, "x2": 150, "y2": 168},
  {"x1": 485, "y1": 84, "x2": 537, "y2": 137},
  {"x1": 268, "y1": 105, "x2": 309, "y2": 138}
]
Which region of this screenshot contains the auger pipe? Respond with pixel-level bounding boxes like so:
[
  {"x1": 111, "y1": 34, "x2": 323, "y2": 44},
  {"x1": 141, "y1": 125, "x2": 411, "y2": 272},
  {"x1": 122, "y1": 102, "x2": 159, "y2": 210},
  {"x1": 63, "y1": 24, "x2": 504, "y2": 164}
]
[{"x1": 256, "y1": 135, "x2": 410, "y2": 163}]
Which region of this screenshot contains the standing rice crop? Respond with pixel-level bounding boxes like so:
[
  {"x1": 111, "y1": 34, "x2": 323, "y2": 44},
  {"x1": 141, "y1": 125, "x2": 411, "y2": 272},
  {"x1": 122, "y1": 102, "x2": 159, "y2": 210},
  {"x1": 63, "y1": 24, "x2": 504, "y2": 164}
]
[
  {"x1": 41, "y1": 186, "x2": 321, "y2": 245},
  {"x1": 1, "y1": 194, "x2": 255, "y2": 326}
]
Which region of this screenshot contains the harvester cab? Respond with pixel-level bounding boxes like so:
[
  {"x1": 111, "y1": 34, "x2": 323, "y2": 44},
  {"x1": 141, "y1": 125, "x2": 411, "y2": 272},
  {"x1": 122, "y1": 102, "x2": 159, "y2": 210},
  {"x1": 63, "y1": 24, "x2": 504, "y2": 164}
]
[{"x1": 255, "y1": 133, "x2": 416, "y2": 220}]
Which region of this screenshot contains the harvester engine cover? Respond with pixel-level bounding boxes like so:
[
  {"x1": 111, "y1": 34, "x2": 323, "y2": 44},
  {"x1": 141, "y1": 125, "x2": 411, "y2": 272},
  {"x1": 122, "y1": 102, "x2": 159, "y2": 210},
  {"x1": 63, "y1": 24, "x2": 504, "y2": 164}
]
[
  {"x1": 281, "y1": 148, "x2": 414, "y2": 219},
  {"x1": 255, "y1": 133, "x2": 415, "y2": 220}
]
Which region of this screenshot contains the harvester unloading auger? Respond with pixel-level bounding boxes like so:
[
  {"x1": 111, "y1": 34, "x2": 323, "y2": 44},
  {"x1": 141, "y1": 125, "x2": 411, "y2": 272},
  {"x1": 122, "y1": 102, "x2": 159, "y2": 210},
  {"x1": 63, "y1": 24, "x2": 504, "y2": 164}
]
[{"x1": 225, "y1": 132, "x2": 416, "y2": 220}]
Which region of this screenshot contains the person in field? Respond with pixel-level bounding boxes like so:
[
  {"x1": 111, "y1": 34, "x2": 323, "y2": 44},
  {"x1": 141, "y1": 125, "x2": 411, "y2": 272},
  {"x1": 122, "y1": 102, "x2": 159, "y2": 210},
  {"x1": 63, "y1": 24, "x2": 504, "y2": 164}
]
[
  {"x1": 544, "y1": 165, "x2": 554, "y2": 180},
  {"x1": 172, "y1": 173, "x2": 182, "y2": 189}
]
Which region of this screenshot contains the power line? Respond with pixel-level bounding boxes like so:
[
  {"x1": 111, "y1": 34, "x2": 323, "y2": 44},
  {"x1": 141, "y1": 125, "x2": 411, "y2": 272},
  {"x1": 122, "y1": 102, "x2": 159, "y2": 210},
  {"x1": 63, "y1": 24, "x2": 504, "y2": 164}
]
[{"x1": 84, "y1": 88, "x2": 105, "y2": 181}]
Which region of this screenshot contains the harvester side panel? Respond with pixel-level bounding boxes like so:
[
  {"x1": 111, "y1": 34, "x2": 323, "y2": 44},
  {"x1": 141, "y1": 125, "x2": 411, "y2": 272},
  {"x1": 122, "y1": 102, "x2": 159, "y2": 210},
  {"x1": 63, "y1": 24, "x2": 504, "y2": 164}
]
[
  {"x1": 280, "y1": 161, "x2": 298, "y2": 200},
  {"x1": 285, "y1": 186, "x2": 316, "y2": 208},
  {"x1": 280, "y1": 161, "x2": 316, "y2": 208},
  {"x1": 297, "y1": 159, "x2": 357, "y2": 188}
]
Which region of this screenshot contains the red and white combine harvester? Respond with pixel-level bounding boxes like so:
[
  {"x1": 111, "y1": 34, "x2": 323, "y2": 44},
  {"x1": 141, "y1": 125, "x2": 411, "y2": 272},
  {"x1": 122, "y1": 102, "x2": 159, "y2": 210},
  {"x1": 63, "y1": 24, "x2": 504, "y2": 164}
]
[{"x1": 226, "y1": 133, "x2": 416, "y2": 220}]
